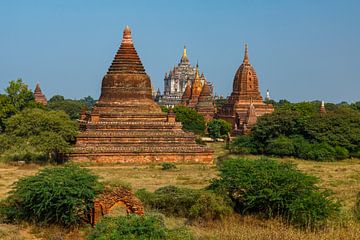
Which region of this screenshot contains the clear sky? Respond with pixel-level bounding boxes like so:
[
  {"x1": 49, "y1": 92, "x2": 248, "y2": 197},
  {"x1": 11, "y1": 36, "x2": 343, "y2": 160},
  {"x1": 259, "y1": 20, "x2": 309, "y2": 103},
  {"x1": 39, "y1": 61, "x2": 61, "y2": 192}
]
[{"x1": 0, "y1": 0, "x2": 359, "y2": 103}]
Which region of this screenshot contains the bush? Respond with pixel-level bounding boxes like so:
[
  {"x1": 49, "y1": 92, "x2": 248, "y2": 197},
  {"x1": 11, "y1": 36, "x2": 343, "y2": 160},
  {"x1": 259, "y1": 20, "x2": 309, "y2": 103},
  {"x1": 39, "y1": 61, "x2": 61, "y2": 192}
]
[
  {"x1": 87, "y1": 214, "x2": 194, "y2": 240},
  {"x1": 173, "y1": 106, "x2": 206, "y2": 134},
  {"x1": 266, "y1": 136, "x2": 295, "y2": 156},
  {"x1": 161, "y1": 162, "x2": 177, "y2": 170},
  {"x1": 136, "y1": 186, "x2": 232, "y2": 221},
  {"x1": 210, "y1": 158, "x2": 340, "y2": 228},
  {"x1": 207, "y1": 119, "x2": 231, "y2": 139},
  {"x1": 2, "y1": 164, "x2": 103, "y2": 227},
  {"x1": 229, "y1": 135, "x2": 258, "y2": 154}
]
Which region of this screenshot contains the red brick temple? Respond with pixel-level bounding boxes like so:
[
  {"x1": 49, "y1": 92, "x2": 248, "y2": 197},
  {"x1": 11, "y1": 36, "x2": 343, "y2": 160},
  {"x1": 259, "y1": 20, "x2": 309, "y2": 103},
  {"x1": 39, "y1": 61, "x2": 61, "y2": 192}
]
[
  {"x1": 33, "y1": 83, "x2": 47, "y2": 105},
  {"x1": 71, "y1": 26, "x2": 213, "y2": 163},
  {"x1": 218, "y1": 44, "x2": 274, "y2": 134},
  {"x1": 195, "y1": 80, "x2": 216, "y2": 122}
]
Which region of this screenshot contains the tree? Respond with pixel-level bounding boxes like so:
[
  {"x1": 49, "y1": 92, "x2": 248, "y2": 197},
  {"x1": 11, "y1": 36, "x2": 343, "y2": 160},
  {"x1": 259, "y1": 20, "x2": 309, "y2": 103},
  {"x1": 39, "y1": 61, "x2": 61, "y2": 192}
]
[
  {"x1": 207, "y1": 119, "x2": 231, "y2": 139},
  {"x1": 47, "y1": 98, "x2": 85, "y2": 120},
  {"x1": 2, "y1": 108, "x2": 78, "y2": 162},
  {"x1": 173, "y1": 106, "x2": 206, "y2": 134},
  {"x1": 81, "y1": 96, "x2": 96, "y2": 109}
]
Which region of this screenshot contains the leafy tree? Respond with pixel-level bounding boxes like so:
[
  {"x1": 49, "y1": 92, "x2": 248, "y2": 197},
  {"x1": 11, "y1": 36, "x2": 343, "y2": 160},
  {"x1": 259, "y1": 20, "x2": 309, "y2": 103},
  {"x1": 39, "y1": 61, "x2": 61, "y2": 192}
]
[
  {"x1": 81, "y1": 95, "x2": 96, "y2": 109},
  {"x1": 173, "y1": 106, "x2": 205, "y2": 134},
  {"x1": 47, "y1": 97, "x2": 85, "y2": 120},
  {"x1": 210, "y1": 158, "x2": 340, "y2": 228},
  {"x1": 49, "y1": 95, "x2": 65, "y2": 102},
  {"x1": 2, "y1": 164, "x2": 103, "y2": 227},
  {"x1": 207, "y1": 119, "x2": 231, "y2": 139},
  {"x1": 266, "y1": 135, "x2": 295, "y2": 156},
  {"x1": 2, "y1": 108, "x2": 77, "y2": 162}
]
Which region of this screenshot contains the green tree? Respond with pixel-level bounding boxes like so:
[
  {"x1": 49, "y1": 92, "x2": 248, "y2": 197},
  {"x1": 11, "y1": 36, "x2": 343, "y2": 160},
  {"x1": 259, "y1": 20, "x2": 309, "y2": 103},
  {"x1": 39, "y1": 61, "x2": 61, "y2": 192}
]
[
  {"x1": 2, "y1": 108, "x2": 77, "y2": 162},
  {"x1": 173, "y1": 106, "x2": 206, "y2": 134},
  {"x1": 207, "y1": 119, "x2": 231, "y2": 139},
  {"x1": 47, "y1": 97, "x2": 85, "y2": 120}
]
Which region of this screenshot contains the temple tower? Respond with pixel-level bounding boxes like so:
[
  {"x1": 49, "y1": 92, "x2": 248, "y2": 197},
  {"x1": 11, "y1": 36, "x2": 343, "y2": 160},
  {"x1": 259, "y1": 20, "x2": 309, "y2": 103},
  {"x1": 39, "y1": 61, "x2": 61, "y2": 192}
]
[
  {"x1": 187, "y1": 64, "x2": 203, "y2": 108},
  {"x1": 218, "y1": 44, "x2": 274, "y2": 134},
  {"x1": 195, "y1": 80, "x2": 216, "y2": 121},
  {"x1": 34, "y1": 83, "x2": 47, "y2": 105},
  {"x1": 71, "y1": 26, "x2": 213, "y2": 163}
]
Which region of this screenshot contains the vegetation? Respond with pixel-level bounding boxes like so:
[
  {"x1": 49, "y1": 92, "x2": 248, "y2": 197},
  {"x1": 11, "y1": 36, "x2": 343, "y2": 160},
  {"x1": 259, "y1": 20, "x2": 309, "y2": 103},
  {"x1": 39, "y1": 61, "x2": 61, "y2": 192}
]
[
  {"x1": 136, "y1": 186, "x2": 232, "y2": 222},
  {"x1": 0, "y1": 108, "x2": 77, "y2": 163},
  {"x1": 210, "y1": 158, "x2": 340, "y2": 228},
  {"x1": 161, "y1": 162, "x2": 177, "y2": 170},
  {"x1": 230, "y1": 101, "x2": 360, "y2": 160},
  {"x1": 87, "y1": 214, "x2": 194, "y2": 240},
  {"x1": 355, "y1": 192, "x2": 360, "y2": 221},
  {"x1": 207, "y1": 119, "x2": 231, "y2": 139},
  {"x1": 172, "y1": 106, "x2": 206, "y2": 134},
  {"x1": 1, "y1": 164, "x2": 103, "y2": 227}
]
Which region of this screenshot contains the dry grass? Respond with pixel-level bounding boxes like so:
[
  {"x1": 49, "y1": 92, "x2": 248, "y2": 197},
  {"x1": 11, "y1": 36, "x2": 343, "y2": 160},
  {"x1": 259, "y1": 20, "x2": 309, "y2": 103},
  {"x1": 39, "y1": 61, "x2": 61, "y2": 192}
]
[{"x1": 0, "y1": 143, "x2": 360, "y2": 239}]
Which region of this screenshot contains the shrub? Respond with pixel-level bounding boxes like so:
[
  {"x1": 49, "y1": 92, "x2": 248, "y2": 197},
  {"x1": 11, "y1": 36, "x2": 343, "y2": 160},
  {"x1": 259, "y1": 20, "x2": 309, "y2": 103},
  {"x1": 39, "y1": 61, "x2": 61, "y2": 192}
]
[
  {"x1": 266, "y1": 135, "x2": 295, "y2": 156},
  {"x1": 136, "y1": 186, "x2": 232, "y2": 221},
  {"x1": 334, "y1": 146, "x2": 349, "y2": 160},
  {"x1": 210, "y1": 158, "x2": 340, "y2": 228},
  {"x1": 173, "y1": 106, "x2": 206, "y2": 134},
  {"x1": 3, "y1": 164, "x2": 103, "y2": 227},
  {"x1": 306, "y1": 142, "x2": 336, "y2": 161},
  {"x1": 207, "y1": 119, "x2": 231, "y2": 139},
  {"x1": 87, "y1": 214, "x2": 194, "y2": 240},
  {"x1": 161, "y1": 162, "x2": 177, "y2": 170},
  {"x1": 229, "y1": 135, "x2": 258, "y2": 154}
]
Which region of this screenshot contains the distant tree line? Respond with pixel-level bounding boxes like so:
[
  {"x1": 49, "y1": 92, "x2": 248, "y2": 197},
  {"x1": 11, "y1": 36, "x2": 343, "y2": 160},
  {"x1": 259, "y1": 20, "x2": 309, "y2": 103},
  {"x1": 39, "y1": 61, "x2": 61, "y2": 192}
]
[{"x1": 230, "y1": 100, "x2": 360, "y2": 160}]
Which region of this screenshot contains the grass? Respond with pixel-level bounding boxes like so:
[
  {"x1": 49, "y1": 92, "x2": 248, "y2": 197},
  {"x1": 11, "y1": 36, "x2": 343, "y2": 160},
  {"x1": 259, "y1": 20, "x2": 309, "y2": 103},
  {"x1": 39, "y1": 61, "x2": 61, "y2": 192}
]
[{"x1": 0, "y1": 142, "x2": 360, "y2": 239}]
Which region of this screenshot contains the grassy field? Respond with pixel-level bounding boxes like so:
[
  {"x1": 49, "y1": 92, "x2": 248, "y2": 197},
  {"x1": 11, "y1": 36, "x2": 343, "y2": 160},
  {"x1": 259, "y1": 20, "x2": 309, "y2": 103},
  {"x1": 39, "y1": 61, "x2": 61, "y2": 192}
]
[{"x1": 0, "y1": 142, "x2": 360, "y2": 239}]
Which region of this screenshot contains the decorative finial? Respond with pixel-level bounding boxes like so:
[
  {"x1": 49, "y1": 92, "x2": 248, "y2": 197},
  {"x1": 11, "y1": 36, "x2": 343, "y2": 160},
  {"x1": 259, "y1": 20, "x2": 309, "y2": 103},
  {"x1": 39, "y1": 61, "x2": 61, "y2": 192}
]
[
  {"x1": 243, "y1": 43, "x2": 249, "y2": 64},
  {"x1": 122, "y1": 25, "x2": 133, "y2": 44},
  {"x1": 266, "y1": 89, "x2": 271, "y2": 100},
  {"x1": 183, "y1": 45, "x2": 187, "y2": 58},
  {"x1": 320, "y1": 100, "x2": 326, "y2": 114}
]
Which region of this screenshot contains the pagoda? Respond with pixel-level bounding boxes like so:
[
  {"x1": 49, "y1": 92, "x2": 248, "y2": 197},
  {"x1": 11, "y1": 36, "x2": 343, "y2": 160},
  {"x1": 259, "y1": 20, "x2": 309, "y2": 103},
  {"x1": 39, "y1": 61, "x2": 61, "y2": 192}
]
[
  {"x1": 195, "y1": 80, "x2": 216, "y2": 121},
  {"x1": 71, "y1": 26, "x2": 213, "y2": 163},
  {"x1": 218, "y1": 44, "x2": 274, "y2": 134},
  {"x1": 34, "y1": 83, "x2": 47, "y2": 105}
]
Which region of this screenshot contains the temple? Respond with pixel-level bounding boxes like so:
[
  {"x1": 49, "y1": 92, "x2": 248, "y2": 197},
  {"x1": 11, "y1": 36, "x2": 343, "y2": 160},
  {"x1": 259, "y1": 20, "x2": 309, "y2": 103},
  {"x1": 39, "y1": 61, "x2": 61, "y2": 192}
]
[
  {"x1": 71, "y1": 26, "x2": 213, "y2": 163},
  {"x1": 33, "y1": 83, "x2": 47, "y2": 105},
  {"x1": 218, "y1": 44, "x2": 274, "y2": 134},
  {"x1": 156, "y1": 47, "x2": 213, "y2": 107}
]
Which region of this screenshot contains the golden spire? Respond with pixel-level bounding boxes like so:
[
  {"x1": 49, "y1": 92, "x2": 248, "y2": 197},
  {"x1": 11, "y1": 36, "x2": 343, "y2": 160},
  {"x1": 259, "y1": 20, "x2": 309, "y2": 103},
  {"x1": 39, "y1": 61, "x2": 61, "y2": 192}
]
[
  {"x1": 183, "y1": 45, "x2": 187, "y2": 59},
  {"x1": 195, "y1": 62, "x2": 200, "y2": 78},
  {"x1": 243, "y1": 43, "x2": 249, "y2": 64}
]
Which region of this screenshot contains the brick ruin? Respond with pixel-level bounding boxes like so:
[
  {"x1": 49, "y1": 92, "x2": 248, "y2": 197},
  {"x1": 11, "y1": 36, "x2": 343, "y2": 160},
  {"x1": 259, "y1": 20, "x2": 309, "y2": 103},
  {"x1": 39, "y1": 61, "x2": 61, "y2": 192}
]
[
  {"x1": 34, "y1": 83, "x2": 47, "y2": 105},
  {"x1": 91, "y1": 187, "x2": 144, "y2": 225},
  {"x1": 71, "y1": 26, "x2": 213, "y2": 163},
  {"x1": 218, "y1": 44, "x2": 274, "y2": 134}
]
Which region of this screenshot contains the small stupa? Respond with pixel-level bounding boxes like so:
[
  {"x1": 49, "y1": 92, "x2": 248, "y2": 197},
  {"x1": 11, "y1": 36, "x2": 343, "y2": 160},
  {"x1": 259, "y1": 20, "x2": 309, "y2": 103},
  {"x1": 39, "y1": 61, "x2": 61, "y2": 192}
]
[{"x1": 34, "y1": 83, "x2": 47, "y2": 105}]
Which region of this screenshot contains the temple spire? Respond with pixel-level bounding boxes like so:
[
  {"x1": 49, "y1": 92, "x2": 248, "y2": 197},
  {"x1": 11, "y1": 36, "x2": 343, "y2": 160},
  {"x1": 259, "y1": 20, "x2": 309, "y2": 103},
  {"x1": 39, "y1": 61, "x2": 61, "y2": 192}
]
[
  {"x1": 122, "y1": 25, "x2": 133, "y2": 44},
  {"x1": 183, "y1": 46, "x2": 187, "y2": 59},
  {"x1": 243, "y1": 43, "x2": 249, "y2": 64},
  {"x1": 180, "y1": 45, "x2": 189, "y2": 63}
]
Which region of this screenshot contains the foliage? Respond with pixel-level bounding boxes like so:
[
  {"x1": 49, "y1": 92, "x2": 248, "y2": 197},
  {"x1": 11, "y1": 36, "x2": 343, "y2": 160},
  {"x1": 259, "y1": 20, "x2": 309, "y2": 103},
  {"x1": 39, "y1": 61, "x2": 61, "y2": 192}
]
[
  {"x1": 173, "y1": 106, "x2": 206, "y2": 134},
  {"x1": 136, "y1": 186, "x2": 232, "y2": 221},
  {"x1": 161, "y1": 162, "x2": 177, "y2": 170},
  {"x1": 1, "y1": 108, "x2": 77, "y2": 162},
  {"x1": 210, "y1": 158, "x2": 340, "y2": 228},
  {"x1": 2, "y1": 164, "x2": 103, "y2": 227},
  {"x1": 47, "y1": 97, "x2": 85, "y2": 120},
  {"x1": 232, "y1": 101, "x2": 360, "y2": 160},
  {"x1": 87, "y1": 214, "x2": 194, "y2": 240},
  {"x1": 207, "y1": 119, "x2": 231, "y2": 139},
  {"x1": 0, "y1": 79, "x2": 35, "y2": 131}
]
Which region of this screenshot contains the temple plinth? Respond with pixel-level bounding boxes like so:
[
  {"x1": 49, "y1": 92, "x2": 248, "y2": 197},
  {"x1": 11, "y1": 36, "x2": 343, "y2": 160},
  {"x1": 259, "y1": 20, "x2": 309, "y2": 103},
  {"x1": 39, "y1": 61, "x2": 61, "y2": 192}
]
[
  {"x1": 71, "y1": 26, "x2": 213, "y2": 163},
  {"x1": 34, "y1": 83, "x2": 47, "y2": 105},
  {"x1": 218, "y1": 44, "x2": 274, "y2": 134}
]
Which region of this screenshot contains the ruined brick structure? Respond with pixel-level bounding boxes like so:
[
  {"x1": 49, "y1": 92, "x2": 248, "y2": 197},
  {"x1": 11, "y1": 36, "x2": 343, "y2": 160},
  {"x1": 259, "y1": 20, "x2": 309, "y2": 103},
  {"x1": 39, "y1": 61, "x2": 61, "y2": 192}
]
[
  {"x1": 71, "y1": 26, "x2": 213, "y2": 163},
  {"x1": 33, "y1": 83, "x2": 47, "y2": 105},
  {"x1": 218, "y1": 44, "x2": 274, "y2": 134},
  {"x1": 91, "y1": 187, "x2": 144, "y2": 225}
]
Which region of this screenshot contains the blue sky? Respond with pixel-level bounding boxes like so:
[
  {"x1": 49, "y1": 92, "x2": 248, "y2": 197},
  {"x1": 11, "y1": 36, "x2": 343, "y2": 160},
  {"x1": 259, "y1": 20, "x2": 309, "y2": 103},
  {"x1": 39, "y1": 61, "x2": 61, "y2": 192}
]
[{"x1": 0, "y1": 0, "x2": 359, "y2": 103}]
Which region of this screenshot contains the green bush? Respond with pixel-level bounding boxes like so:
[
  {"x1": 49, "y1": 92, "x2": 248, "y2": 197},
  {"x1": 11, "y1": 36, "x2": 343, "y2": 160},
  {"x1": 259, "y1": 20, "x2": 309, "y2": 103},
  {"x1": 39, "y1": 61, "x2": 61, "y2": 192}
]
[
  {"x1": 266, "y1": 136, "x2": 295, "y2": 156},
  {"x1": 87, "y1": 214, "x2": 194, "y2": 240},
  {"x1": 136, "y1": 186, "x2": 232, "y2": 221},
  {"x1": 207, "y1": 119, "x2": 231, "y2": 139},
  {"x1": 210, "y1": 158, "x2": 340, "y2": 228},
  {"x1": 173, "y1": 106, "x2": 205, "y2": 134},
  {"x1": 2, "y1": 164, "x2": 103, "y2": 227},
  {"x1": 229, "y1": 135, "x2": 258, "y2": 154},
  {"x1": 161, "y1": 162, "x2": 177, "y2": 170}
]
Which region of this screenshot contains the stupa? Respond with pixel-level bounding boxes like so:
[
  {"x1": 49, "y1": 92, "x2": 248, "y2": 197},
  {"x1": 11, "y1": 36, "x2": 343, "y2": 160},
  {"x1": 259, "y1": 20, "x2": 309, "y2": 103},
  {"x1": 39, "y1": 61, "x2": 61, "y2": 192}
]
[
  {"x1": 218, "y1": 44, "x2": 274, "y2": 134},
  {"x1": 71, "y1": 26, "x2": 213, "y2": 163},
  {"x1": 34, "y1": 83, "x2": 47, "y2": 105},
  {"x1": 195, "y1": 80, "x2": 216, "y2": 121}
]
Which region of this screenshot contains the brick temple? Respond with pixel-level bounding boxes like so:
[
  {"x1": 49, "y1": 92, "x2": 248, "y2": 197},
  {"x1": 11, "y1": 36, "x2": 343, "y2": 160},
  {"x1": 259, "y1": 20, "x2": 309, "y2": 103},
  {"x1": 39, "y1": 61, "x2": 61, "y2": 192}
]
[
  {"x1": 218, "y1": 44, "x2": 274, "y2": 134},
  {"x1": 33, "y1": 83, "x2": 47, "y2": 105},
  {"x1": 71, "y1": 26, "x2": 213, "y2": 163}
]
